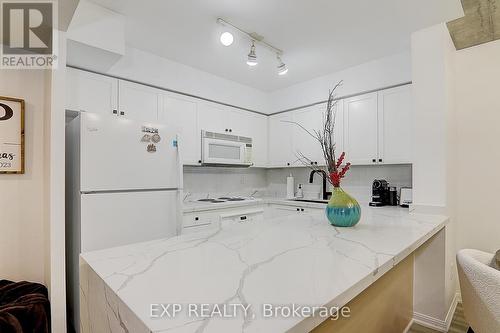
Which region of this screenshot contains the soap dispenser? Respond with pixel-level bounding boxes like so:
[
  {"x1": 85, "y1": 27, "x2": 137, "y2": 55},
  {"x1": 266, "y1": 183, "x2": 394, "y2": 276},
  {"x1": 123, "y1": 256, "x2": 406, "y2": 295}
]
[{"x1": 296, "y1": 184, "x2": 304, "y2": 199}]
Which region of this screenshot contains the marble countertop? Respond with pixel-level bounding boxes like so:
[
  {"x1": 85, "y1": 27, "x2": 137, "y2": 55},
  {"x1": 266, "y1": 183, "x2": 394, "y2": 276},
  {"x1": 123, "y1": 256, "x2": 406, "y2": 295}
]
[{"x1": 81, "y1": 205, "x2": 448, "y2": 333}]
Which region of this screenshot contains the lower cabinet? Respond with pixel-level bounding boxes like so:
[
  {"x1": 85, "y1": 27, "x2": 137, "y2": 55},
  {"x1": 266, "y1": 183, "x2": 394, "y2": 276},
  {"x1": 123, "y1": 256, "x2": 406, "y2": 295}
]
[{"x1": 182, "y1": 203, "x2": 324, "y2": 234}]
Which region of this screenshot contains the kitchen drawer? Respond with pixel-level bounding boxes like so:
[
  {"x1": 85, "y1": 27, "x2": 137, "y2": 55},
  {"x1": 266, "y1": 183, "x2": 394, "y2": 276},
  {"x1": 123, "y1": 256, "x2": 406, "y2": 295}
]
[
  {"x1": 182, "y1": 211, "x2": 217, "y2": 228},
  {"x1": 220, "y1": 209, "x2": 264, "y2": 224}
]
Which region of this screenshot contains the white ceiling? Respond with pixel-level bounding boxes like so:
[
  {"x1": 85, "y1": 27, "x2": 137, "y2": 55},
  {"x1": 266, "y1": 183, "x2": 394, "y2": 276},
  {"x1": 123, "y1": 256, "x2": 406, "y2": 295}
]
[{"x1": 90, "y1": 0, "x2": 463, "y2": 92}]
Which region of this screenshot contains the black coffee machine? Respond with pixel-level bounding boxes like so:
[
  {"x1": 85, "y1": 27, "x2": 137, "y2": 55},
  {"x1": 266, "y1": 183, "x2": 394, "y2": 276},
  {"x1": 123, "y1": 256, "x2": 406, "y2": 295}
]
[{"x1": 369, "y1": 179, "x2": 398, "y2": 207}]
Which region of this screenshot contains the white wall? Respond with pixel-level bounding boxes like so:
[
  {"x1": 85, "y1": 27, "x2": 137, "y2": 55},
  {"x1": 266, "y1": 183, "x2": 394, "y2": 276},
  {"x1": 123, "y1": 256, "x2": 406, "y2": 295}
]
[
  {"x1": 268, "y1": 52, "x2": 411, "y2": 112},
  {"x1": 97, "y1": 46, "x2": 271, "y2": 114},
  {"x1": 410, "y1": 23, "x2": 458, "y2": 325},
  {"x1": 0, "y1": 70, "x2": 49, "y2": 283},
  {"x1": 453, "y1": 39, "x2": 500, "y2": 254}
]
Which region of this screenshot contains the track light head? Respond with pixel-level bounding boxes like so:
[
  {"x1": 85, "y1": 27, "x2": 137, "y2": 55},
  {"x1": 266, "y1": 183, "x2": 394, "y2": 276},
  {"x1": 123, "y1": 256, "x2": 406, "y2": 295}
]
[
  {"x1": 247, "y1": 41, "x2": 258, "y2": 66},
  {"x1": 277, "y1": 54, "x2": 288, "y2": 75}
]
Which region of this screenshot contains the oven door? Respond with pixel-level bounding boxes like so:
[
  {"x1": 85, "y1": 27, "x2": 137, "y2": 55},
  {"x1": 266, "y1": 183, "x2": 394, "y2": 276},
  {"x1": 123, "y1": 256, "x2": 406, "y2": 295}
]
[{"x1": 202, "y1": 137, "x2": 249, "y2": 166}]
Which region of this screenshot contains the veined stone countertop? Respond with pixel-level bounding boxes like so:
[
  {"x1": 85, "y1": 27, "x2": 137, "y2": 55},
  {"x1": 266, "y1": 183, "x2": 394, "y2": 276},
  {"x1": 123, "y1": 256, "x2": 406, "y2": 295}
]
[{"x1": 80, "y1": 205, "x2": 448, "y2": 333}]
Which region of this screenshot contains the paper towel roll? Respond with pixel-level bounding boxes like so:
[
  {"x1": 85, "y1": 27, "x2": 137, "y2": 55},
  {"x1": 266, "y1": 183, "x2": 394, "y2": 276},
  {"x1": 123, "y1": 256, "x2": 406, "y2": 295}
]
[{"x1": 286, "y1": 174, "x2": 295, "y2": 199}]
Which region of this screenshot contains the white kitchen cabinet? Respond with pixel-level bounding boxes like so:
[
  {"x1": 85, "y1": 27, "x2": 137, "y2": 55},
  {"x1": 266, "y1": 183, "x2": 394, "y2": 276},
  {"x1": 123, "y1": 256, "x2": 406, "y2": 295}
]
[
  {"x1": 377, "y1": 85, "x2": 413, "y2": 164},
  {"x1": 197, "y1": 103, "x2": 237, "y2": 134},
  {"x1": 160, "y1": 92, "x2": 200, "y2": 165},
  {"x1": 237, "y1": 111, "x2": 268, "y2": 167},
  {"x1": 343, "y1": 92, "x2": 379, "y2": 165},
  {"x1": 66, "y1": 67, "x2": 118, "y2": 116},
  {"x1": 268, "y1": 113, "x2": 296, "y2": 167},
  {"x1": 291, "y1": 106, "x2": 324, "y2": 166},
  {"x1": 118, "y1": 80, "x2": 160, "y2": 122}
]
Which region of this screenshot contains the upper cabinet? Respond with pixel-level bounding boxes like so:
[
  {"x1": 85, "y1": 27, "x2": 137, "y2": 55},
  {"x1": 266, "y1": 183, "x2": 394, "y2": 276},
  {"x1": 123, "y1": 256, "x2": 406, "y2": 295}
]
[
  {"x1": 343, "y1": 92, "x2": 379, "y2": 165},
  {"x1": 268, "y1": 113, "x2": 295, "y2": 167},
  {"x1": 343, "y1": 85, "x2": 413, "y2": 165},
  {"x1": 118, "y1": 81, "x2": 160, "y2": 122},
  {"x1": 291, "y1": 105, "x2": 325, "y2": 166},
  {"x1": 268, "y1": 102, "x2": 344, "y2": 168},
  {"x1": 159, "y1": 92, "x2": 199, "y2": 165},
  {"x1": 66, "y1": 67, "x2": 118, "y2": 115},
  {"x1": 377, "y1": 85, "x2": 413, "y2": 164}
]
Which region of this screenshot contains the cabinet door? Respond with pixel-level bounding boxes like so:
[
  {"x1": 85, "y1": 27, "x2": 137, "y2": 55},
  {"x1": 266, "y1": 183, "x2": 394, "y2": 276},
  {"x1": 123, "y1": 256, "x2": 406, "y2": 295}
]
[
  {"x1": 66, "y1": 67, "x2": 118, "y2": 115},
  {"x1": 291, "y1": 106, "x2": 324, "y2": 166},
  {"x1": 343, "y1": 92, "x2": 378, "y2": 165},
  {"x1": 234, "y1": 111, "x2": 268, "y2": 168},
  {"x1": 268, "y1": 113, "x2": 295, "y2": 167},
  {"x1": 198, "y1": 103, "x2": 236, "y2": 134},
  {"x1": 160, "y1": 93, "x2": 200, "y2": 165},
  {"x1": 118, "y1": 80, "x2": 160, "y2": 122},
  {"x1": 377, "y1": 85, "x2": 413, "y2": 164}
]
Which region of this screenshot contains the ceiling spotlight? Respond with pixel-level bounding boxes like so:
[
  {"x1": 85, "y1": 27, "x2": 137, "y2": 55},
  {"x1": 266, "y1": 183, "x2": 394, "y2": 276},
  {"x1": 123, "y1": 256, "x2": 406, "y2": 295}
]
[
  {"x1": 277, "y1": 54, "x2": 288, "y2": 75},
  {"x1": 220, "y1": 31, "x2": 234, "y2": 46},
  {"x1": 247, "y1": 41, "x2": 258, "y2": 66}
]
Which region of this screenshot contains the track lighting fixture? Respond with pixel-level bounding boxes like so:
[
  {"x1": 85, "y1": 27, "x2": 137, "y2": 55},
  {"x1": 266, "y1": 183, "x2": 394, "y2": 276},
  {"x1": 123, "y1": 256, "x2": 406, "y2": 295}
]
[
  {"x1": 217, "y1": 18, "x2": 287, "y2": 74},
  {"x1": 277, "y1": 54, "x2": 288, "y2": 75},
  {"x1": 247, "y1": 41, "x2": 258, "y2": 66}
]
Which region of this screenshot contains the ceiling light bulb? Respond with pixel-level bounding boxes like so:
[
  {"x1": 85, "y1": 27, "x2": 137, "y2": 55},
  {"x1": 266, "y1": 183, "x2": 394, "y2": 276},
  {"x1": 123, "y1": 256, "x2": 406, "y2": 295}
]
[
  {"x1": 220, "y1": 32, "x2": 234, "y2": 46},
  {"x1": 247, "y1": 41, "x2": 258, "y2": 66},
  {"x1": 277, "y1": 55, "x2": 288, "y2": 75}
]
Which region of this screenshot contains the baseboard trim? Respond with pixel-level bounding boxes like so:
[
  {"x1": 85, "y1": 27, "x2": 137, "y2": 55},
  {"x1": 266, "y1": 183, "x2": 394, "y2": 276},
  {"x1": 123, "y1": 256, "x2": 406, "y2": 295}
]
[
  {"x1": 402, "y1": 319, "x2": 414, "y2": 333},
  {"x1": 412, "y1": 293, "x2": 460, "y2": 332}
]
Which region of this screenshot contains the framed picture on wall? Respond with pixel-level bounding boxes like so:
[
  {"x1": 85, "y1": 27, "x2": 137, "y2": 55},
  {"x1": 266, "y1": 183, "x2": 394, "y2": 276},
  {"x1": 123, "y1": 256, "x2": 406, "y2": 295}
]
[{"x1": 0, "y1": 96, "x2": 25, "y2": 174}]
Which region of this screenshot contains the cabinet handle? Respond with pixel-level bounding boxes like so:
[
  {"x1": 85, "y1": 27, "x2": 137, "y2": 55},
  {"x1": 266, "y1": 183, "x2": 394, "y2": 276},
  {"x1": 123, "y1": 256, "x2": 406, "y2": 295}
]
[
  {"x1": 229, "y1": 129, "x2": 232, "y2": 132},
  {"x1": 310, "y1": 162, "x2": 314, "y2": 165},
  {"x1": 225, "y1": 129, "x2": 228, "y2": 132},
  {"x1": 301, "y1": 208, "x2": 305, "y2": 212},
  {"x1": 195, "y1": 217, "x2": 199, "y2": 221},
  {"x1": 372, "y1": 159, "x2": 376, "y2": 163},
  {"x1": 120, "y1": 111, "x2": 125, "y2": 116},
  {"x1": 112, "y1": 109, "x2": 118, "y2": 115},
  {"x1": 198, "y1": 160, "x2": 202, "y2": 164},
  {"x1": 314, "y1": 162, "x2": 318, "y2": 165},
  {"x1": 378, "y1": 158, "x2": 383, "y2": 162},
  {"x1": 287, "y1": 163, "x2": 290, "y2": 166},
  {"x1": 296, "y1": 208, "x2": 300, "y2": 211}
]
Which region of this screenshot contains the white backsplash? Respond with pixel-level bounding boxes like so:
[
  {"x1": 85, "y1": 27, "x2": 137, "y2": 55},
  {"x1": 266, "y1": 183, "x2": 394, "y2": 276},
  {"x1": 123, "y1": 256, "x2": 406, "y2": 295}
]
[
  {"x1": 266, "y1": 164, "x2": 412, "y2": 204},
  {"x1": 183, "y1": 164, "x2": 412, "y2": 204},
  {"x1": 183, "y1": 166, "x2": 268, "y2": 200}
]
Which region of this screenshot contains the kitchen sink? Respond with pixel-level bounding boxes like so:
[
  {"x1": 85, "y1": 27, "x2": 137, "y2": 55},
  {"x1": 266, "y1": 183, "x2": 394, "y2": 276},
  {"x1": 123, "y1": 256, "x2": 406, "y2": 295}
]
[{"x1": 291, "y1": 199, "x2": 329, "y2": 204}]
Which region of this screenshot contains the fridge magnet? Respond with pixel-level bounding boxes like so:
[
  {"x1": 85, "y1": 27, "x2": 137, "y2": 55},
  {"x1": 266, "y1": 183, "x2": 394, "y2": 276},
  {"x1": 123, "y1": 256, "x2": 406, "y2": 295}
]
[
  {"x1": 151, "y1": 133, "x2": 161, "y2": 143},
  {"x1": 141, "y1": 134, "x2": 151, "y2": 142},
  {"x1": 147, "y1": 143, "x2": 157, "y2": 153},
  {"x1": 0, "y1": 96, "x2": 25, "y2": 174}
]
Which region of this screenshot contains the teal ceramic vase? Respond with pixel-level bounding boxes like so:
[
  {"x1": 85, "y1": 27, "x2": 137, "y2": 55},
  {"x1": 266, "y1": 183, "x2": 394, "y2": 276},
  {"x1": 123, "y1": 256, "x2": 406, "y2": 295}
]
[{"x1": 325, "y1": 187, "x2": 361, "y2": 227}]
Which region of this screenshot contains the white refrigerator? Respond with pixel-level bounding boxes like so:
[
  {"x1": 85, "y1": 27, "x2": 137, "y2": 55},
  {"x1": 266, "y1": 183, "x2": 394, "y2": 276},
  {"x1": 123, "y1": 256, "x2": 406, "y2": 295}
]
[{"x1": 65, "y1": 112, "x2": 183, "y2": 331}]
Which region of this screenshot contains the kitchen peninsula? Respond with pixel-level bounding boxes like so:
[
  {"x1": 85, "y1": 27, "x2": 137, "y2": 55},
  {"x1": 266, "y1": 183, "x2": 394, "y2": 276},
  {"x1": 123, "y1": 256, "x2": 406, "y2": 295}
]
[{"x1": 79, "y1": 205, "x2": 447, "y2": 333}]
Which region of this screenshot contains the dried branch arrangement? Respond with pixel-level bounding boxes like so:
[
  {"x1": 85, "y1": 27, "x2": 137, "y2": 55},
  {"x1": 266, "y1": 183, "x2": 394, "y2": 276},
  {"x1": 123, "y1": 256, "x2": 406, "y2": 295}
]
[{"x1": 286, "y1": 81, "x2": 351, "y2": 187}]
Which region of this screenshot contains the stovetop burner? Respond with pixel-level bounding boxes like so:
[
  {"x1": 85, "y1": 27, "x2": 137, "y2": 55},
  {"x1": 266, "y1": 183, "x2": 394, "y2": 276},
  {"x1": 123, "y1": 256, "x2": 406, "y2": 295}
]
[{"x1": 197, "y1": 197, "x2": 249, "y2": 203}]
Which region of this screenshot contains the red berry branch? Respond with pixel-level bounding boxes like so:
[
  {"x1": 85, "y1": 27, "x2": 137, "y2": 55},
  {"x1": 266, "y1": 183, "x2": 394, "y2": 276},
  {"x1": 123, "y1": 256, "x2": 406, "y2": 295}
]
[{"x1": 330, "y1": 154, "x2": 351, "y2": 187}]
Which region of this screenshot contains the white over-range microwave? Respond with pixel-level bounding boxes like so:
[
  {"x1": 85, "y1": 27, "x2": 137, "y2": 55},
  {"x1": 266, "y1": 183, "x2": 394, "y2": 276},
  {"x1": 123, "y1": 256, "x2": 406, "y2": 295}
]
[{"x1": 201, "y1": 130, "x2": 253, "y2": 167}]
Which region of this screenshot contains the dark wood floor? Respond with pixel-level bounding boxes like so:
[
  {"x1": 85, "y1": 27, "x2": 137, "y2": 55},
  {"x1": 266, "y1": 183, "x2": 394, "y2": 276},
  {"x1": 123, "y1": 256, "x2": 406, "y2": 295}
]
[{"x1": 408, "y1": 303, "x2": 469, "y2": 333}]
